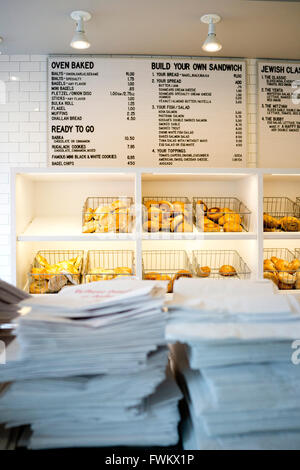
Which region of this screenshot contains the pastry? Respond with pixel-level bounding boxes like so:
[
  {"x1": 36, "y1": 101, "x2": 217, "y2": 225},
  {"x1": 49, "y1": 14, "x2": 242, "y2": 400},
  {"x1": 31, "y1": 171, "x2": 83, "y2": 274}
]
[
  {"x1": 173, "y1": 270, "x2": 193, "y2": 281},
  {"x1": 29, "y1": 279, "x2": 48, "y2": 294},
  {"x1": 159, "y1": 200, "x2": 174, "y2": 213},
  {"x1": 110, "y1": 200, "x2": 130, "y2": 211},
  {"x1": 207, "y1": 207, "x2": 222, "y2": 222},
  {"x1": 35, "y1": 253, "x2": 49, "y2": 268},
  {"x1": 94, "y1": 205, "x2": 111, "y2": 221},
  {"x1": 172, "y1": 201, "x2": 185, "y2": 213},
  {"x1": 174, "y1": 221, "x2": 193, "y2": 233},
  {"x1": 223, "y1": 213, "x2": 241, "y2": 225},
  {"x1": 160, "y1": 218, "x2": 173, "y2": 231},
  {"x1": 195, "y1": 200, "x2": 208, "y2": 213},
  {"x1": 263, "y1": 213, "x2": 280, "y2": 229},
  {"x1": 86, "y1": 269, "x2": 116, "y2": 282},
  {"x1": 114, "y1": 267, "x2": 132, "y2": 276},
  {"x1": 82, "y1": 220, "x2": 97, "y2": 233},
  {"x1": 280, "y1": 216, "x2": 300, "y2": 232},
  {"x1": 274, "y1": 259, "x2": 290, "y2": 272},
  {"x1": 84, "y1": 207, "x2": 95, "y2": 223},
  {"x1": 144, "y1": 200, "x2": 159, "y2": 210},
  {"x1": 277, "y1": 272, "x2": 296, "y2": 290},
  {"x1": 288, "y1": 259, "x2": 300, "y2": 273},
  {"x1": 270, "y1": 256, "x2": 279, "y2": 265},
  {"x1": 170, "y1": 214, "x2": 184, "y2": 232},
  {"x1": 264, "y1": 271, "x2": 278, "y2": 286},
  {"x1": 143, "y1": 220, "x2": 160, "y2": 232},
  {"x1": 296, "y1": 272, "x2": 300, "y2": 289},
  {"x1": 219, "y1": 265, "x2": 237, "y2": 276},
  {"x1": 264, "y1": 259, "x2": 277, "y2": 273},
  {"x1": 223, "y1": 222, "x2": 243, "y2": 232},
  {"x1": 197, "y1": 266, "x2": 211, "y2": 278}
]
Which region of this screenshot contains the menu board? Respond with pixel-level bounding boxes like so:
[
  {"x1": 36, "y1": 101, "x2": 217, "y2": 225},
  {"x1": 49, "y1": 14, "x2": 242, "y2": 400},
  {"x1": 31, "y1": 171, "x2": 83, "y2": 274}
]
[
  {"x1": 48, "y1": 56, "x2": 247, "y2": 168},
  {"x1": 258, "y1": 61, "x2": 300, "y2": 168}
]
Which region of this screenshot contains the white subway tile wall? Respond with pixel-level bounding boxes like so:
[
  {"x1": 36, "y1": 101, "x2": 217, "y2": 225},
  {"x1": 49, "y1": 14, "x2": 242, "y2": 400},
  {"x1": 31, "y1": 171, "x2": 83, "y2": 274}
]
[{"x1": 0, "y1": 56, "x2": 257, "y2": 284}]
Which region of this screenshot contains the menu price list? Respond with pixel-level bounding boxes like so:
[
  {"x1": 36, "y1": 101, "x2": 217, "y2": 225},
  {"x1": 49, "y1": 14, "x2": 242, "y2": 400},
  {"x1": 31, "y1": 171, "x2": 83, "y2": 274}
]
[
  {"x1": 258, "y1": 61, "x2": 300, "y2": 168},
  {"x1": 48, "y1": 57, "x2": 247, "y2": 168}
]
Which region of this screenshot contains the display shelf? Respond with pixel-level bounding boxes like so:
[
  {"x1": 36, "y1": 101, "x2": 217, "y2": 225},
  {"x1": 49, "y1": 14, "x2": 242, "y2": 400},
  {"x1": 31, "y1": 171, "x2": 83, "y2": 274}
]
[
  {"x1": 11, "y1": 167, "x2": 300, "y2": 292},
  {"x1": 17, "y1": 216, "x2": 136, "y2": 242},
  {"x1": 142, "y1": 231, "x2": 257, "y2": 241},
  {"x1": 264, "y1": 232, "x2": 300, "y2": 240}
]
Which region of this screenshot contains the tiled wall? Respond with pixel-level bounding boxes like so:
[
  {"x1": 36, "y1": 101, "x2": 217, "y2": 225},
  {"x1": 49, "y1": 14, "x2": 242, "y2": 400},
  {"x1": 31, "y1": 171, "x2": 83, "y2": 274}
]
[{"x1": 0, "y1": 55, "x2": 257, "y2": 284}]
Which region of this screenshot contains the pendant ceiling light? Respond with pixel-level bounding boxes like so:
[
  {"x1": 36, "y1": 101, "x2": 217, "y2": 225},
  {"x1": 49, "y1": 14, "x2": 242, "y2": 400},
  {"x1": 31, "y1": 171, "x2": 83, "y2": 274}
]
[
  {"x1": 201, "y1": 14, "x2": 222, "y2": 53},
  {"x1": 70, "y1": 11, "x2": 91, "y2": 50}
]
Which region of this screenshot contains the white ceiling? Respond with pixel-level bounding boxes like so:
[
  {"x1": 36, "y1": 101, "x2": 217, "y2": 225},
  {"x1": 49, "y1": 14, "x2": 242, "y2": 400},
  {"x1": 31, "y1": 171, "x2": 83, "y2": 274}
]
[{"x1": 1, "y1": 0, "x2": 300, "y2": 59}]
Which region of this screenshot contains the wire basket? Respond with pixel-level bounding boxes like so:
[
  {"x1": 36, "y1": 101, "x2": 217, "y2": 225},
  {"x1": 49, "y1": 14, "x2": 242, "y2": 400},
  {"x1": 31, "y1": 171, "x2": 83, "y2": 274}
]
[
  {"x1": 263, "y1": 197, "x2": 300, "y2": 231},
  {"x1": 296, "y1": 198, "x2": 300, "y2": 218},
  {"x1": 84, "y1": 250, "x2": 135, "y2": 283},
  {"x1": 263, "y1": 248, "x2": 299, "y2": 290},
  {"x1": 142, "y1": 197, "x2": 193, "y2": 232},
  {"x1": 82, "y1": 197, "x2": 134, "y2": 233},
  {"x1": 193, "y1": 197, "x2": 251, "y2": 232},
  {"x1": 192, "y1": 250, "x2": 251, "y2": 280},
  {"x1": 295, "y1": 249, "x2": 300, "y2": 259},
  {"x1": 142, "y1": 250, "x2": 194, "y2": 292},
  {"x1": 29, "y1": 250, "x2": 84, "y2": 294}
]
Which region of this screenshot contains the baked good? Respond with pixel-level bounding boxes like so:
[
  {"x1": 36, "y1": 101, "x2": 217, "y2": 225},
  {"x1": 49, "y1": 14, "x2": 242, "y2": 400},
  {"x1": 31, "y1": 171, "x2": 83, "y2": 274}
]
[
  {"x1": 274, "y1": 259, "x2": 290, "y2": 272},
  {"x1": 277, "y1": 272, "x2": 296, "y2": 290},
  {"x1": 114, "y1": 267, "x2": 132, "y2": 275},
  {"x1": 172, "y1": 201, "x2": 185, "y2": 213},
  {"x1": 263, "y1": 213, "x2": 280, "y2": 229},
  {"x1": 264, "y1": 259, "x2": 277, "y2": 273},
  {"x1": 174, "y1": 221, "x2": 193, "y2": 233},
  {"x1": 223, "y1": 213, "x2": 241, "y2": 225},
  {"x1": 289, "y1": 259, "x2": 300, "y2": 273},
  {"x1": 160, "y1": 218, "x2": 173, "y2": 231},
  {"x1": 280, "y1": 216, "x2": 300, "y2": 232},
  {"x1": 110, "y1": 200, "x2": 129, "y2": 211},
  {"x1": 270, "y1": 256, "x2": 279, "y2": 265},
  {"x1": 197, "y1": 266, "x2": 211, "y2": 278},
  {"x1": 83, "y1": 221, "x2": 97, "y2": 233},
  {"x1": 173, "y1": 270, "x2": 193, "y2": 281},
  {"x1": 84, "y1": 207, "x2": 95, "y2": 223},
  {"x1": 94, "y1": 205, "x2": 111, "y2": 221},
  {"x1": 159, "y1": 200, "x2": 174, "y2": 212},
  {"x1": 29, "y1": 279, "x2": 48, "y2": 294},
  {"x1": 144, "y1": 200, "x2": 159, "y2": 210},
  {"x1": 207, "y1": 207, "x2": 222, "y2": 222},
  {"x1": 296, "y1": 272, "x2": 300, "y2": 289},
  {"x1": 223, "y1": 222, "x2": 243, "y2": 232},
  {"x1": 264, "y1": 271, "x2": 279, "y2": 286},
  {"x1": 195, "y1": 200, "x2": 208, "y2": 213},
  {"x1": 143, "y1": 220, "x2": 160, "y2": 232},
  {"x1": 219, "y1": 265, "x2": 237, "y2": 276}
]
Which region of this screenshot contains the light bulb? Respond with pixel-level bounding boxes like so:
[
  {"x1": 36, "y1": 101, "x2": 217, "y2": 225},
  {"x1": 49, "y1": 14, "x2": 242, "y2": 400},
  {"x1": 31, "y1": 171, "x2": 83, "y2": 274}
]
[
  {"x1": 70, "y1": 31, "x2": 90, "y2": 49},
  {"x1": 202, "y1": 34, "x2": 222, "y2": 52}
]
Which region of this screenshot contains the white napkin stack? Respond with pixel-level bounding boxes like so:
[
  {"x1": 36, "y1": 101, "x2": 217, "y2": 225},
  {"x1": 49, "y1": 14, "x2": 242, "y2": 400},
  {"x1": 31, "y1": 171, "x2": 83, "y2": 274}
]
[
  {"x1": 168, "y1": 279, "x2": 300, "y2": 450},
  {"x1": 0, "y1": 280, "x2": 181, "y2": 449}
]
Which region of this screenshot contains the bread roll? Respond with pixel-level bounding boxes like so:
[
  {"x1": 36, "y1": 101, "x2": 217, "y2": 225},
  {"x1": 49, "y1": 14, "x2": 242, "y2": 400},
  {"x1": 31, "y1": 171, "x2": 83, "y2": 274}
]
[
  {"x1": 264, "y1": 271, "x2": 278, "y2": 286},
  {"x1": 207, "y1": 207, "x2": 222, "y2": 222},
  {"x1": 219, "y1": 265, "x2": 237, "y2": 276},
  {"x1": 280, "y1": 216, "x2": 300, "y2": 232},
  {"x1": 289, "y1": 259, "x2": 300, "y2": 273},
  {"x1": 29, "y1": 279, "x2": 48, "y2": 294},
  {"x1": 197, "y1": 266, "x2": 211, "y2": 278},
  {"x1": 263, "y1": 213, "x2": 280, "y2": 229},
  {"x1": 223, "y1": 222, "x2": 243, "y2": 232},
  {"x1": 278, "y1": 272, "x2": 296, "y2": 287}
]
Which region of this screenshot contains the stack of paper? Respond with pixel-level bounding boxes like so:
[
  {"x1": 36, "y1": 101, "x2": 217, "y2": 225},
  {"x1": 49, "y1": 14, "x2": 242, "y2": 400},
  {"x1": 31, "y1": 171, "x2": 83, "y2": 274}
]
[
  {"x1": 0, "y1": 279, "x2": 29, "y2": 345},
  {"x1": 167, "y1": 279, "x2": 300, "y2": 450},
  {"x1": 0, "y1": 280, "x2": 181, "y2": 449}
]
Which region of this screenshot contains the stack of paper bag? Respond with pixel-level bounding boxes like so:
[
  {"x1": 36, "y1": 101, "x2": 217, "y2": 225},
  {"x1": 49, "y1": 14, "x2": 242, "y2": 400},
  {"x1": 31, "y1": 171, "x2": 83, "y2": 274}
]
[
  {"x1": 0, "y1": 280, "x2": 181, "y2": 449},
  {"x1": 167, "y1": 279, "x2": 300, "y2": 450}
]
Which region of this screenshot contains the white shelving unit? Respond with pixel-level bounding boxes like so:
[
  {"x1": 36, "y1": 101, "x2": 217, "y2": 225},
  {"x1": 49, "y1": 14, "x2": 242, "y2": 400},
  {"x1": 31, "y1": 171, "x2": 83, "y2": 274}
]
[{"x1": 11, "y1": 167, "x2": 300, "y2": 293}]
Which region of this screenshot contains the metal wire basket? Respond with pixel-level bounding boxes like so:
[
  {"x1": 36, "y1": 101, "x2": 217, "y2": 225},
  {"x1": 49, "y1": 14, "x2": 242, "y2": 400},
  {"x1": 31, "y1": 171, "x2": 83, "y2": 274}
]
[
  {"x1": 295, "y1": 249, "x2": 300, "y2": 259},
  {"x1": 263, "y1": 197, "x2": 300, "y2": 232},
  {"x1": 82, "y1": 197, "x2": 134, "y2": 233},
  {"x1": 142, "y1": 197, "x2": 193, "y2": 232},
  {"x1": 142, "y1": 250, "x2": 194, "y2": 292},
  {"x1": 296, "y1": 198, "x2": 300, "y2": 218},
  {"x1": 193, "y1": 197, "x2": 251, "y2": 232},
  {"x1": 263, "y1": 248, "x2": 299, "y2": 290},
  {"x1": 28, "y1": 250, "x2": 84, "y2": 294},
  {"x1": 192, "y1": 250, "x2": 251, "y2": 280},
  {"x1": 84, "y1": 250, "x2": 135, "y2": 283}
]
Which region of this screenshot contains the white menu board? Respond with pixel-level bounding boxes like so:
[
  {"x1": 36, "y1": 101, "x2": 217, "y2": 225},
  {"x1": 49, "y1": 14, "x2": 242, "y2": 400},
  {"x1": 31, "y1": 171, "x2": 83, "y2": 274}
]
[
  {"x1": 258, "y1": 61, "x2": 300, "y2": 168},
  {"x1": 48, "y1": 56, "x2": 247, "y2": 168}
]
